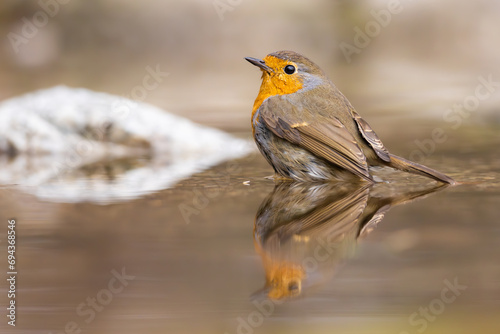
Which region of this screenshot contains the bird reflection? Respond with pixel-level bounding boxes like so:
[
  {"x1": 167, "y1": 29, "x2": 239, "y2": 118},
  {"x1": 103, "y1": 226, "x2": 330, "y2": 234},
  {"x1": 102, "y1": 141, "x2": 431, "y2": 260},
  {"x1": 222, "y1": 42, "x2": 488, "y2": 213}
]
[{"x1": 253, "y1": 181, "x2": 448, "y2": 300}]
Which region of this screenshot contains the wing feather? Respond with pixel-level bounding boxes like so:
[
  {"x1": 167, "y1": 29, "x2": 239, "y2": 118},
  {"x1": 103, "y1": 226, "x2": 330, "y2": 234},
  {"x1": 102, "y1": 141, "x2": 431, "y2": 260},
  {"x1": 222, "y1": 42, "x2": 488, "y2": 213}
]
[
  {"x1": 351, "y1": 110, "x2": 391, "y2": 162},
  {"x1": 259, "y1": 99, "x2": 372, "y2": 181}
]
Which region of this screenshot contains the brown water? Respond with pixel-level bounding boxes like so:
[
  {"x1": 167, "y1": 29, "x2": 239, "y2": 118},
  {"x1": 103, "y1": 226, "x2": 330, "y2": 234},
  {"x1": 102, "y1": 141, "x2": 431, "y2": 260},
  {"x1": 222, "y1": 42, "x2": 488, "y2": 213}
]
[{"x1": 0, "y1": 120, "x2": 499, "y2": 334}]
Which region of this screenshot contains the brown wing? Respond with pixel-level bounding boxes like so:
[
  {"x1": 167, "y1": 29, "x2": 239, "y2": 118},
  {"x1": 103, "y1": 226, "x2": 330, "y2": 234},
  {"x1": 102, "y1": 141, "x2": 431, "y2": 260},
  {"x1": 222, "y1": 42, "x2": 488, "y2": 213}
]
[
  {"x1": 289, "y1": 185, "x2": 370, "y2": 236},
  {"x1": 259, "y1": 100, "x2": 372, "y2": 181},
  {"x1": 350, "y1": 110, "x2": 391, "y2": 162},
  {"x1": 261, "y1": 183, "x2": 370, "y2": 242}
]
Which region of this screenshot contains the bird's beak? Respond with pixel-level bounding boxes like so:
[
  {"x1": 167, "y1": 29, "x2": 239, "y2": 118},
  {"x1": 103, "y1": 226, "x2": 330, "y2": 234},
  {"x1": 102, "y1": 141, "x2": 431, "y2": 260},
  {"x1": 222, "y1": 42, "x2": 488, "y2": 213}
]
[{"x1": 245, "y1": 57, "x2": 272, "y2": 73}]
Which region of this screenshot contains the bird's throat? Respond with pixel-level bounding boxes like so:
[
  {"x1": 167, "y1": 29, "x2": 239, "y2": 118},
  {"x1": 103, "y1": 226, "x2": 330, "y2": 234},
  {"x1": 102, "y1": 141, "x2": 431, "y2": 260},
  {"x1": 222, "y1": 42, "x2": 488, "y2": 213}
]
[{"x1": 251, "y1": 71, "x2": 303, "y2": 121}]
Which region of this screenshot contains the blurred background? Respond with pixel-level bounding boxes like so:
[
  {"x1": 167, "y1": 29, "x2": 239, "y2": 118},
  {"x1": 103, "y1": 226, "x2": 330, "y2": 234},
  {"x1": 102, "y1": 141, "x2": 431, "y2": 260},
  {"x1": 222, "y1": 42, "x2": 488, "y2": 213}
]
[
  {"x1": 1, "y1": 0, "x2": 499, "y2": 129},
  {"x1": 0, "y1": 1, "x2": 499, "y2": 334}
]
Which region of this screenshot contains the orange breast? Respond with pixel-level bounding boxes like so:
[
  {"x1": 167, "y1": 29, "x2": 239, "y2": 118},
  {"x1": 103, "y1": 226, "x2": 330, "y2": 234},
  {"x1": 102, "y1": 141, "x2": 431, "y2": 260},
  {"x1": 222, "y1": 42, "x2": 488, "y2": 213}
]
[{"x1": 251, "y1": 56, "x2": 304, "y2": 132}]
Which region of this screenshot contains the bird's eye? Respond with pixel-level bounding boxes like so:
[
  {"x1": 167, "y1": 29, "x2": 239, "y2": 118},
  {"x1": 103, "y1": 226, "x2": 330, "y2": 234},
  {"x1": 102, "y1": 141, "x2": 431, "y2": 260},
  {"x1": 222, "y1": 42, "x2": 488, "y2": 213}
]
[
  {"x1": 288, "y1": 281, "x2": 299, "y2": 292},
  {"x1": 284, "y1": 65, "x2": 296, "y2": 75}
]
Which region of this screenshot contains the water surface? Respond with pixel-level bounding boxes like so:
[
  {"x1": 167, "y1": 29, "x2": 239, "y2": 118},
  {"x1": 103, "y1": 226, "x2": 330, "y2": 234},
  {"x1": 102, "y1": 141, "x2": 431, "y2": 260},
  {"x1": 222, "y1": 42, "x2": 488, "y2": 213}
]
[{"x1": 0, "y1": 120, "x2": 499, "y2": 334}]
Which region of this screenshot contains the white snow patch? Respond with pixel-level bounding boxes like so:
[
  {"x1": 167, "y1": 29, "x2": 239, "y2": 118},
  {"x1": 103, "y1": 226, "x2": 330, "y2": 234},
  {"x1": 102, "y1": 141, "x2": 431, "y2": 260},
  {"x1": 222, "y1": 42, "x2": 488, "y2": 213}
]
[{"x1": 0, "y1": 86, "x2": 253, "y2": 203}]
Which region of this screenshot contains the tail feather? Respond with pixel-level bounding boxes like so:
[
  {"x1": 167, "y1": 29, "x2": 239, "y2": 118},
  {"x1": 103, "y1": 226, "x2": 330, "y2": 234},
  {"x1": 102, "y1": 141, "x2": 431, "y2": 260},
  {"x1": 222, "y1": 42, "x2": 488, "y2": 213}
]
[{"x1": 388, "y1": 154, "x2": 456, "y2": 185}]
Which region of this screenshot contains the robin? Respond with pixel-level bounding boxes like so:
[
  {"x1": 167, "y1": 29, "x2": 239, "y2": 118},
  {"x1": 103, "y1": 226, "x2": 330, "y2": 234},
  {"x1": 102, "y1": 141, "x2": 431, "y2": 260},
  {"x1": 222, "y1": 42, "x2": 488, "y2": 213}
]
[{"x1": 245, "y1": 50, "x2": 455, "y2": 184}]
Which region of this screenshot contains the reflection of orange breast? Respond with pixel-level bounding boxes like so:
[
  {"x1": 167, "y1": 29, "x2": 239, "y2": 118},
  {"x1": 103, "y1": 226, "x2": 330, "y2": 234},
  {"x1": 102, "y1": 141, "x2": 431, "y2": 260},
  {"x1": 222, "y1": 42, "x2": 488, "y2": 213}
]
[
  {"x1": 253, "y1": 228, "x2": 305, "y2": 299},
  {"x1": 266, "y1": 264, "x2": 305, "y2": 299}
]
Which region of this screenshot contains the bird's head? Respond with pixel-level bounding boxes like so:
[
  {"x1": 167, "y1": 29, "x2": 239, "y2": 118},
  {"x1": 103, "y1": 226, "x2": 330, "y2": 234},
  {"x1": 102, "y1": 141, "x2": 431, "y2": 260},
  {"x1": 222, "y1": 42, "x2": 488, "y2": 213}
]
[
  {"x1": 246, "y1": 50, "x2": 327, "y2": 97},
  {"x1": 246, "y1": 51, "x2": 328, "y2": 113}
]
